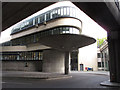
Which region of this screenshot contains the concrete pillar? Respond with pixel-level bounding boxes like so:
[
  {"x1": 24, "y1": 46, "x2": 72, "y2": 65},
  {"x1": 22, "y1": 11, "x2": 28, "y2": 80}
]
[
  {"x1": 64, "y1": 51, "x2": 70, "y2": 74},
  {"x1": 108, "y1": 30, "x2": 120, "y2": 83},
  {"x1": 42, "y1": 49, "x2": 64, "y2": 73},
  {"x1": 103, "y1": 53, "x2": 106, "y2": 71}
]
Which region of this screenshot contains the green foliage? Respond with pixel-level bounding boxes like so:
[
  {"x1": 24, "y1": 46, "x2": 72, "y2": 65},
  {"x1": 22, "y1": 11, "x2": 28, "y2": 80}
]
[{"x1": 97, "y1": 37, "x2": 107, "y2": 47}]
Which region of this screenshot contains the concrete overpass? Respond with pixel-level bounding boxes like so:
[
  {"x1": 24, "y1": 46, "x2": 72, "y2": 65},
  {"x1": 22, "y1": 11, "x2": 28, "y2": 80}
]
[{"x1": 2, "y1": 1, "x2": 120, "y2": 83}]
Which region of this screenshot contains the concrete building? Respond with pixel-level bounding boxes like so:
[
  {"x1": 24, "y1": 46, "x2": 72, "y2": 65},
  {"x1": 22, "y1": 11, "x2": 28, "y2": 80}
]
[
  {"x1": 2, "y1": 0, "x2": 120, "y2": 84},
  {"x1": 1, "y1": 1, "x2": 96, "y2": 74}
]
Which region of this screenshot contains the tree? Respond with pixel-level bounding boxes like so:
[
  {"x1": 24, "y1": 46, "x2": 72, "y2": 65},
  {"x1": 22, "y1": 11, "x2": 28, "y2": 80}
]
[{"x1": 97, "y1": 37, "x2": 107, "y2": 48}]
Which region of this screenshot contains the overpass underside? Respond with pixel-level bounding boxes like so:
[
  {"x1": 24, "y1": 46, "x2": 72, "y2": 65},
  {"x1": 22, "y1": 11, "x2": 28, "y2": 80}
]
[{"x1": 75, "y1": 1, "x2": 120, "y2": 83}]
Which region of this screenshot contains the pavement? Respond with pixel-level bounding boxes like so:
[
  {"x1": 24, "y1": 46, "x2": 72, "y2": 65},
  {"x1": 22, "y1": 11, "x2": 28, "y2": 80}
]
[
  {"x1": 2, "y1": 71, "x2": 72, "y2": 80},
  {"x1": 2, "y1": 71, "x2": 120, "y2": 88},
  {"x1": 2, "y1": 71, "x2": 110, "y2": 79},
  {"x1": 73, "y1": 71, "x2": 110, "y2": 76}
]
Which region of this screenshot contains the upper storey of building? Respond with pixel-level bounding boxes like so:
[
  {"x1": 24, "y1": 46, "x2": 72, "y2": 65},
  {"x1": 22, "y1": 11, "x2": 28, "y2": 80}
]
[
  {"x1": 11, "y1": 1, "x2": 82, "y2": 36},
  {"x1": 1, "y1": 1, "x2": 96, "y2": 51}
]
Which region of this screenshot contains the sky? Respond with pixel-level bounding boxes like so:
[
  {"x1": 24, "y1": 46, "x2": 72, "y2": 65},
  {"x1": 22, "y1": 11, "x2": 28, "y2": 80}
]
[{"x1": 0, "y1": 1, "x2": 107, "y2": 43}]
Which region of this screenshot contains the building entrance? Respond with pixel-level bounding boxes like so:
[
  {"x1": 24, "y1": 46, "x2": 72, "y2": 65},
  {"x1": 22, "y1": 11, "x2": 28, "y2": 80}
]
[{"x1": 80, "y1": 64, "x2": 84, "y2": 71}]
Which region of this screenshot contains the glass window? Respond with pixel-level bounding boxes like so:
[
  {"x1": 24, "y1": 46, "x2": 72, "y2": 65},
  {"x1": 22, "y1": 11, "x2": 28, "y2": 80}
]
[
  {"x1": 67, "y1": 7, "x2": 70, "y2": 16},
  {"x1": 44, "y1": 14, "x2": 46, "y2": 21},
  {"x1": 33, "y1": 18, "x2": 35, "y2": 25},
  {"x1": 53, "y1": 28, "x2": 57, "y2": 34},
  {"x1": 29, "y1": 19, "x2": 33, "y2": 26},
  {"x1": 38, "y1": 16, "x2": 40, "y2": 23},
  {"x1": 70, "y1": 7, "x2": 73, "y2": 16},
  {"x1": 40, "y1": 15, "x2": 44, "y2": 22},
  {"x1": 61, "y1": 7, "x2": 64, "y2": 16},
  {"x1": 76, "y1": 28, "x2": 80, "y2": 34},
  {"x1": 40, "y1": 52, "x2": 43, "y2": 60},
  {"x1": 46, "y1": 12, "x2": 50, "y2": 21},
  {"x1": 73, "y1": 28, "x2": 79, "y2": 34},
  {"x1": 56, "y1": 28, "x2": 60, "y2": 34},
  {"x1": 52, "y1": 9, "x2": 58, "y2": 18},
  {"x1": 35, "y1": 17, "x2": 38, "y2": 24},
  {"x1": 62, "y1": 27, "x2": 66, "y2": 34},
  {"x1": 65, "y1": 27, "x2": 70, "y2": 33},
  {"x1": 51, "y1": 10, "x2": 54, "y2": 19},
  {"x1": 64, "y1": 7, "x2": 67, "y2": 16},
  {"x1": 35, "y1": 52, "x2": 38, "y2": 60},
  {"x1": 102, "y1": 62, "x2": 104, "y2": 67},
  {"x1": 76, "y1": 8, "x2": 80, "y2": 19},
  {"x1": 55, "y1": 9, "x2": 58, "y2": 18},
  {"x1": 50, "y1": 10, "x2": 52, "y2": 19},
  {"x1": 72, "y1": 8, "x2": 76, "y2": 17},
  {"x1": 70, "y1": 27, "x2": 73, "y2": 34},
  {"x1": 38, "y1": 52, "x2": 41, "y2": 60},
  {"x1": 97, "y1": 53, "x2": 101, "y2": 58},
  {"x1": 58, "y1": 8, "x2": 61, "y2": 16},
  {"x1": 98, "y1": 62, "x2": 101, "y2": 67}
]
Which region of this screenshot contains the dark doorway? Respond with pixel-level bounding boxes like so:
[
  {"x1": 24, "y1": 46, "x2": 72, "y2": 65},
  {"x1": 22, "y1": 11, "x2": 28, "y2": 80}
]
[
  {"x1": 70, "y1": 50, "x2": 78, "y2": 71},
  {"x1": 80, "y1": 64, "x2": 84, "y2": 71}
]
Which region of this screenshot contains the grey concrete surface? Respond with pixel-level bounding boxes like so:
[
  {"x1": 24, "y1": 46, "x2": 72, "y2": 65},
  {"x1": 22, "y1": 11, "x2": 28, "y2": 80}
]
[
  {"x1": 42, "y1": 49, "x2": 65, "y2": 73},
  {"x1": 2, "y1": 71, "x2": 71, "y2": 79},
  {"x1": 100, "y1": 80, "x2": 120, "y2": 87},
  {"x1": 2, "y1": 71, "x2": 120, "y2": 89},
  {"x1": 2, "y1": 60, "x2": 42, "y2": 72}
]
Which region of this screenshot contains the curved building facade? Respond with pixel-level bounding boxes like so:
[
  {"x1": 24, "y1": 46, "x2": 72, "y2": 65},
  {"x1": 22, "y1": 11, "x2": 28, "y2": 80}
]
[{"x1": 1, "y1": 1, "x2": 96, "y2": 74}]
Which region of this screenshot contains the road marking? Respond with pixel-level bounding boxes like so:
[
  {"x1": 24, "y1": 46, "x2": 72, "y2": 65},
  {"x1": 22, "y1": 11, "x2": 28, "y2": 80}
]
[
  {"x1": 2, "y1": 82, "x2": 6, "y2": 83},
  {"x1": 2, "y1": 82, "x2": 32, "y2": 85},
  {"x1": 46, "y1": 76, "x2": 72, "y2": 80}
]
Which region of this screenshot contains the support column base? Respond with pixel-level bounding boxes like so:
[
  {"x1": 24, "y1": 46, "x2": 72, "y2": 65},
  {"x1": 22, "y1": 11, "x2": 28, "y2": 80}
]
[{"x1": 100, "y1": 80, "x2": 120, "y2": 87}]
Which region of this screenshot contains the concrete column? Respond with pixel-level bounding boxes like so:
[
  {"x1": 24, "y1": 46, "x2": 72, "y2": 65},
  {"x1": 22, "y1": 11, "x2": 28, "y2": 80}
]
[
  {"x1": 42, "y1": 49, "x2": 64, "y2": 73},
  {"x1": 64, "y1": 51, "x2": 70, "y2": 74},
  {"x1": 103, "y1": 53, "x2": 106, "y2": 71},
  {"x1": 108, "y1": 30, "x2": 120, "y2": 83}
]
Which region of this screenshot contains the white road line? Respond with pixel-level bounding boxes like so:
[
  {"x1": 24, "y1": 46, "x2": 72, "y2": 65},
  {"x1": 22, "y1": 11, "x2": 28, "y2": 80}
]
[
  {"x1": 46, "y1": 76, "x2": 72, "y2": 80},
  {"x1": 2, "y1": 82, "x2": 32, "y2": 84},
  {"x1": 2, "y1": 82, "x2": 6, "y2": 83}
]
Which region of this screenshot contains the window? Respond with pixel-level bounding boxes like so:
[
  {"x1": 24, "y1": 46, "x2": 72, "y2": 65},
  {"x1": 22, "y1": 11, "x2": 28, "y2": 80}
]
[
  {"x1": 40, "y1": 15, "x2": 45, "y2": 23},
  {"x1": 73, "y1": 28, "x2": 79, "y2": 34},
  {"x1": 11, "y1": 6, "x2": 81, "y2": 35},
  {"x1": 65, "y1": 27, "x2": 70, "y2": 33},
  {"x1": 46, "y1": 12, "x2": 50, "y2": 21},
  {"x1": 69, "y1": 27, "x2": 73, "y2": 34},
  {"x1": 62, "y1": 27, "x2": 66, "y2": 34},
  {"x1": 58, "y1": 8, "x2": 61, "y2": 16},
  {"x1": 63, "y1": 7, "x2": 67, "y2": 16},
  {"x1": 61, "y1": 7, "x2": 64, "y2": 16},
  {"x1": 97, "y1": 53, "x2": 101, "y2": 58},
  {"x1": 52, "y1": 9, "x2": 58, "y2": 18},
  {"x1": 98, "y1": 62, "x2": 101, "y2": 67},
  {"x1": 66, "y1": 7, "x2": 70, "y2": 16},
  {"x1": 72, "y1": 8, "x2": 76, "y2": 17},
  {"x1": 35, "y1": 17, "x2": 38, "y2": 24},
  {"x1": 70, "y1": 7, "x2": 73, "y2": 16}
]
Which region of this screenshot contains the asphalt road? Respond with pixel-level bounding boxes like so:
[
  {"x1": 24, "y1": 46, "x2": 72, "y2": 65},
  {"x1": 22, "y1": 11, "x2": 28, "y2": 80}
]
[{"x1": 2, "y1": 72, "x2": 119, "y2": 89}]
